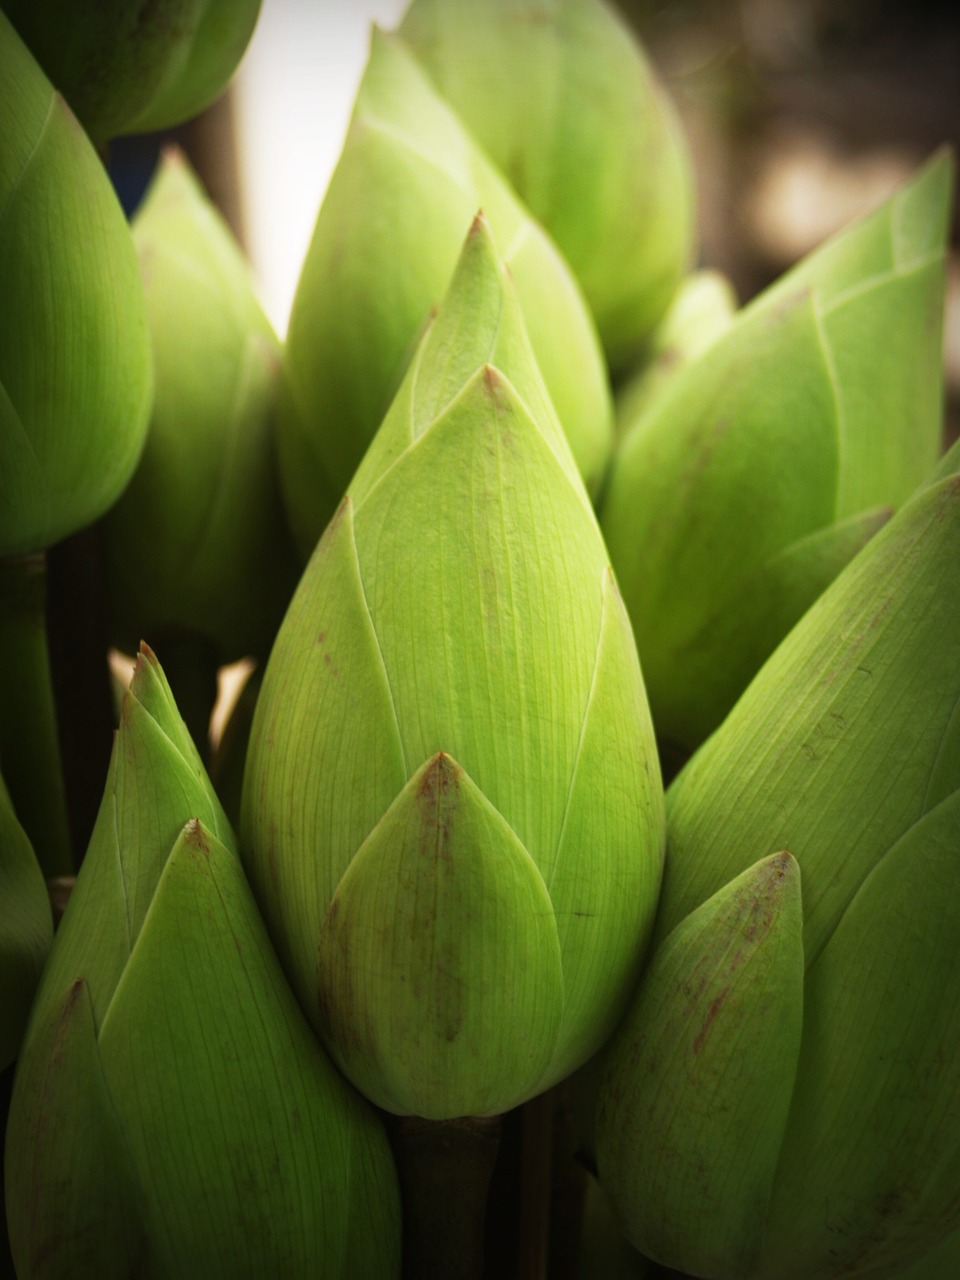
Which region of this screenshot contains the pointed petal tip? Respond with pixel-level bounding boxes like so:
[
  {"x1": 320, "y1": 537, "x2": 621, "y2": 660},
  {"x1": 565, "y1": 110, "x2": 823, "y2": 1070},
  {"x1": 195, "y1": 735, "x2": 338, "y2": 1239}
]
[
  {"x1": 182, "y1": 817, "x2": 210, "y2": 850},
  {"x1": 417, "y1": 751, "x2": 463, "y2": 802}
]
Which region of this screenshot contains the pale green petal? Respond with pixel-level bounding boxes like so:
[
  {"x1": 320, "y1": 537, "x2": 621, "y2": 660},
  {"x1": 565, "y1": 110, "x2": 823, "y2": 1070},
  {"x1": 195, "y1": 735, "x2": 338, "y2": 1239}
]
[
  {"x1": 0, "y1": 14, "x2": 152, "y2": 555},
  {"x1": 279, "y1": 27, "x2": 611, "y2": 553},
  {"x1": 5, "y1": 980, "x2": 144, "y2": 1279},
  {"x1": 241, "y1": 496, "x2": 408, "y2": 1019},
  {"x1": 399, "y1": 0, "x2": 696, "y2": 363},
  {"x1": 98, "y1": 820, "x2": 400, "y2": 1278},
  {"x1": 763, "y1": 792, "x2": 960, "y2": 1278},
  {"x1": 317, "y1": 754, "x2": 564, "y2": 1117},
  {"x1": 543, "y1": 567, "x2": 664, "y2": 1080},
  {"x1": 596, "y1": 854, "x2": 804, "y2": 1277},
  {"x1": 662, "y1": 462, "x2": 960, "y2": 965},
  {"x1": 657, "y1": 504, "x2": 890, "y2": 746},
  {"x1": 352, "y1": 365, "x2": 604, "y2": 869}
]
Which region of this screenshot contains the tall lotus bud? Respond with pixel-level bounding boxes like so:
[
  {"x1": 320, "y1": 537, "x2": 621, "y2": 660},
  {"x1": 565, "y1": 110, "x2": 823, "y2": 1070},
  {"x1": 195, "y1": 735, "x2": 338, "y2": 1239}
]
[
  {"x1": 600, "y1": 152, "x2": 952, "y2": 752},
  {"x1": 5, "y1": 646, "x2": 400, "y2": 1278},
  {"x1": 243, "y1": 216, "x2": 664, "y2": 1119},
  {"x1": 398, "y1": 0, "x2": 696, "y2": 368},
  {"x1": 101, "y1": 151, "x2": 299, "y2": 675},
  {"x1": 0, "y1": 772, "x2": 52, "y2": 1070},
  {"x1": 0, "y1": 12, "x2": 152, "y2": 557},
  {"x1": 594, "y1": 440, "x2": 960, "y2": 1278},
  {"x1": 2, "y1": 0, "x2": 261, "y2": 145},
  {"x1": 279, "y1": 27, "x2": 612, "y2": 556}
]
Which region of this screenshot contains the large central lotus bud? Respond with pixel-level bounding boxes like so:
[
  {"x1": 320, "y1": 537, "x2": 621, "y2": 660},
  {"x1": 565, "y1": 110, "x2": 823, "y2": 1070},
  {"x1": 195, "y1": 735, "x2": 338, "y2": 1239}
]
[{"x1": 242, "y1": 216, "x2": 665, "y2": 1120}]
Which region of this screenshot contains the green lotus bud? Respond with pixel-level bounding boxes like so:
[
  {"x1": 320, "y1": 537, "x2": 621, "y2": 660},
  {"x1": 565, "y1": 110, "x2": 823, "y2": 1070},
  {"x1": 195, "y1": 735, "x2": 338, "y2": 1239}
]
[
  {"x1": 279, "y1": 27, "x2": 613, "y2": 556},
  {"x1": 600, "y1": 151, "x2": 952, "y2": 751},
  {"x1": 0, "y1": 771, "x2": 52, "y2": 1070},
  {"x1": 101, "y1": 150, "x2": 299, "y2": 671},
  {"x1": 0, "y1": 12, "x2": 153, "y2": 558},
  {"x1": 615, "y1": 269, "x2": 737, "y2": 435},
  {"x1": 243, "y1": 215, "x2": 664, "y2": 1119},
  {"x1": 5, "y1": 645, "x2": 400, "y2": 1278},
  {"x1": 597, "y1": 853, "x2": 805, "y2": 1276},
  {"x1": 594, "y1": 440, "x2": 960, "y2": 1277},
  {"x1": 398, "y1": 0, "x2": 696, "y2": 367},
  {"x1": 2, "y1": 0, "x2": 261, "y2": 144}
]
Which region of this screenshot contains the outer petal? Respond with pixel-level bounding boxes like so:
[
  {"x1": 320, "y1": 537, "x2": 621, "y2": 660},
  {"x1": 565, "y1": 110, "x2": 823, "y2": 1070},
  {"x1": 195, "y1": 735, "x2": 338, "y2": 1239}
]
[
  {"x1": 5, "y1": 980, "x2": 144, "y2": 1279},
  {"x1": 103, "y1": 150, "x2": 297, "y2": 664},
  {"x1": 761, "y1": 791, "x2": 960, "y2": 1278},
  {"x1": 399, "y1": 0, "x2": 696, "y2": 365},
  {"x1": 661, "y1": 457, "x2": 960, "y2": 964},
  {"x1": 2, "y1": 0, "x2": 261, "y2": 143},
  {"x1": 0, "y1": 14, "x2": 152, "y2": 555},
  {"x1": 98, "y1": 820, "x2": 400, "y2": 1278},
  {"x1": 317, "y1": 753, "x2": 564, "y2": 1118},
  {"x1": 240, "y1": 496, "x2": 408, "y2": 1019},
  {"x1": 655, "y1": 504, "x2": 890, "y2": 746},
  {"x1": 596, "y1": 854, "x2": 804, "y2": 1278},
  {"x1": 602, "y1": 287, "x2": 839, "y2": 746},
  {"x1": 542, "y1": 567, "x2": 664, "y2": 1082},
  {"x1": 352, "y1": 364, "x2": 603, "y2": 872},
  {"x1": 0, "y1": 775, "x2": 51, "y2": 1069},
  {"x1": 38, "y1": 646, "x2": 232, "y2": 1027},
  {"x1": 600, "y1": 154, "x2": 950, "y2": 750}
]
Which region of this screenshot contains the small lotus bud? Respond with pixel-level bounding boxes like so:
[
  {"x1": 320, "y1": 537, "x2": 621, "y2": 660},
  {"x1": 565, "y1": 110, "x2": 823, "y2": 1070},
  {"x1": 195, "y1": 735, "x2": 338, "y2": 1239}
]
[
  {"x1": 0, "y1": 12, "x2": 152, "y2": 557},
  {"x1": 102, "y1": 150, "x2": 299, "y2": 669},
  {"x1": 2, "y1": 0, "x2": 261, "y2": 144},
  {"x1": 279, "y1": 28, "x2": 612, "y2": 555},
  {"x1": 601, "y1": 152, "x2": 952, "y2": 751},
  {"x1": 6, "y1": 646, "x2": 401, "y2": 1278},
  {"x1": 399, "y1": 0, "x2": 697, "y2": 367}
]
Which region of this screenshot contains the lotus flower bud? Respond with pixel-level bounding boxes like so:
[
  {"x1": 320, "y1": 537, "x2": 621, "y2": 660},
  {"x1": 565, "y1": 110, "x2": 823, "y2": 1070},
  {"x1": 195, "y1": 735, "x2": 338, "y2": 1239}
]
[
  {"x1": 0, "y1": 772, "x2": 52, "y2": 1070},
  {"x1": 279, "y1": 27, "x2": 612, "y2": 556},
  {"x1": 2, "y1": 0, "x2": 261, "y2": 144},
  {"x1": 615, "y1": 269, "x2": 737, "y2": 435},
  {"x1": 243, "y1": 215, "x2": 664, "y2": 1119},
  {"x1": 600, "y1": 152, "x2": 952, "y2": 751},
  {"x1": 597, "y1": 853, "x2": 804, "y2": 1276},
  {"x1": 594, "y1": 440, "x2": 960, "y2": 1278},
  {"x1": 398, "y1": 0, "x2": 696, "y2": 368},
  {"x1": 0, "y1": 12, "x2": 152, "y2": 558},
  {"x1": 5, "y1": 645, "x2": 400, "y2": 1278},
  {"x1": 101, "y1": 150, "x2": 299, "y2": 669}
]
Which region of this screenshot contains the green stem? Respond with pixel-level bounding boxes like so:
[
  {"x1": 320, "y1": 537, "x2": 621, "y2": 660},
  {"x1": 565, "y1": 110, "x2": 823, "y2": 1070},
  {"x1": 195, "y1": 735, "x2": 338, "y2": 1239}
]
[
  {"x1": 387, "y1": 1114, "x2": 502, "y2": 1280},
  {"x1": 0, "y1": 554, "x2": 72, "y2": 876}
]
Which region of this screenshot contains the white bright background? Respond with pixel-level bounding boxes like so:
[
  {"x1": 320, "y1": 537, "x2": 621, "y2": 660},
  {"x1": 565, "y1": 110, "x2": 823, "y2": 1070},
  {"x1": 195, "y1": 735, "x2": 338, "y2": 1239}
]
[{"x1": 233, "y1": 0, "x2": 408, "y2": 337}]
